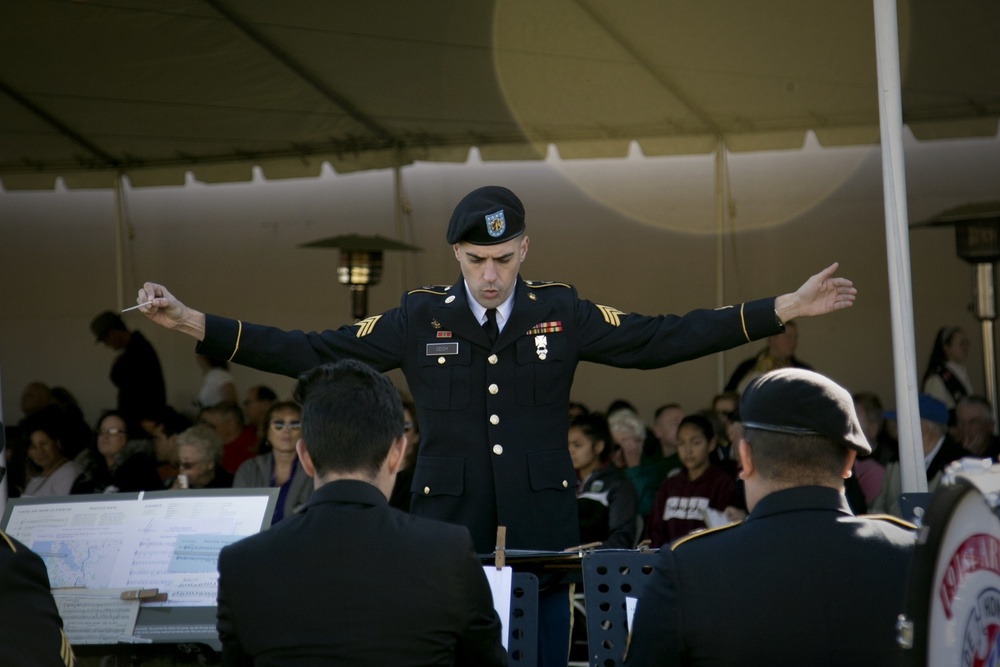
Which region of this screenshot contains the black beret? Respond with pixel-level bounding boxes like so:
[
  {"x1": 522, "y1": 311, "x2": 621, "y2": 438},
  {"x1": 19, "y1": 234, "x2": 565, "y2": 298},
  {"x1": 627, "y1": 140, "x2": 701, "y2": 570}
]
[
  {"x1": 446, "y1": 186, "x2": 526, "y2": 245},
  {"x1": 740, "y1": 368, "x2": 870, "y2": 454}
]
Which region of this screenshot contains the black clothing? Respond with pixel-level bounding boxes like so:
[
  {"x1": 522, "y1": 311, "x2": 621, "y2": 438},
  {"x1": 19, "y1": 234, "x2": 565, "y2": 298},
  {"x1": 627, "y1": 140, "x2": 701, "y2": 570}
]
[
  {"x1": 197, "y1": 275, "x2": 782, "y2": 553},
  {"x1": 626, "y1": 486, "x2": 916, "y2": 666},
  {"x1": 111, "y1": 331, "x2": 166, "y2": 431},
  {"x1": 216, "y1": 480, "x2": 507, "y2": 666},
  {"x1": 0, "y1": 531, "x2": 76, "y2": 666}
]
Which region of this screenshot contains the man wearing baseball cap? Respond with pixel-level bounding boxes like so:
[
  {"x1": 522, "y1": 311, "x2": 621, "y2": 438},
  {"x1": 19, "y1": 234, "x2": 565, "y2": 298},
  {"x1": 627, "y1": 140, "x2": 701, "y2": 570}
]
[
  {"x1": 137, "y1": 186, "x2": 856, "y2": 665},
  {"x1": 869, "y1": 393, "x2": 968, "y2": 517},
  {"x1": 626, "y1": 368, "x2": 916, "y2": 666}
]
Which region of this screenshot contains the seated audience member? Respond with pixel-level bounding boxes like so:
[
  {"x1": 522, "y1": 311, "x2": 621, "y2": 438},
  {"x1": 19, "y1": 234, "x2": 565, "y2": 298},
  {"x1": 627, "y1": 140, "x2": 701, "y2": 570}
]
[
  {"x1": 869, "y1": 394, "x2": 968, "y2": 518},
  {"x1": 651, "y1": 403, "x2": 684, "y2": 461},
  {"x1": 724, "y1": 320, "x2": 812, "y2": 394},
  {"x1": 710, "y1": 392, "x2": 741, "y2": 461},
  {"x1": 234, "y1": 401, "x2": 312, "y2": 523},
  {"x1": 389, "y1": 396, "x2": 420, "y2": 512},
  {"x1": 196, "y1": 353, "x2": 237, "y2": 409},
  {"x1": 149, "y1": 407, "x2": 194, "y2": 485},
  {"x1": 569, "y1": 413, "x2": 638, "y2": 549},
  {"x1": 21, "y1": 407, "x2": 81, "y2": 497},
  {"x1": 241, "y1": 384, "x2": 277, "y2": 438},
  {"x1": 71, "y1": 410, "x2": 162, "y2": 494},
  {"x1": 0, "y1": 530, "x2": 77, "y2": 666},
  {"x1": 173, "y1": 425, "x2": 233, "y2": 490},
  {"x1": 955, "y1": 395, "x2": 1000, "y2": 460},
  {"x1": 568, "y1": 401, "x2": 590, "y2": 422},
  {"x1": 852, "y1": 390, "x2": 898, "y2": 465},
  {"x1": 851, "y1": 392, "x2": 887, "y2": 506},
  {"x1": 625, "y1": 369, "x2": 917, "y2": 666},
  {"x1": 609, "y1": 410, "x2": 667, "y2": 518},
  {"x1": 644, "y1": 414, "x2": 737, "y2": 548},
  {"x1": 19, "y1": 381, "x2": 53, "y2": 421},
  {"x1": 199, "y1": 402, "x2": 257, "y2": 474},
  {"x1": 216, "y1": 360, "x2": 507, "y2": 666}
]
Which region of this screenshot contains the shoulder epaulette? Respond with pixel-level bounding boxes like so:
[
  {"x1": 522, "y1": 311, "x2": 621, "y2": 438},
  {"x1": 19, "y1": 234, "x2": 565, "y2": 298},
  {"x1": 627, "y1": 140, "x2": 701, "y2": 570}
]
[
  {"x1": 407, "y1": 285, "x2": 449, "y2": 296},
  {"x1": 524, "y1": 280, "x2": 571, "y2": 289},
  {"x1": 0, "y1": 530, "x2": 16, "y2": 552},
  {"x1": 670, "y1": 521, "x2": 742, "y2": 550},
  {"x1": 863, "y1": 514, "x2": 917, "y2": 530}
]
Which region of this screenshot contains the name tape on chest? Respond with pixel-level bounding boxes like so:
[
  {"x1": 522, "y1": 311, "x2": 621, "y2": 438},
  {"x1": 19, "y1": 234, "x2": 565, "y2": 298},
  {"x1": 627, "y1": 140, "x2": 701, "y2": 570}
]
[{"x1": 426, "y1": 342, "x2": 459, "y2": 356}]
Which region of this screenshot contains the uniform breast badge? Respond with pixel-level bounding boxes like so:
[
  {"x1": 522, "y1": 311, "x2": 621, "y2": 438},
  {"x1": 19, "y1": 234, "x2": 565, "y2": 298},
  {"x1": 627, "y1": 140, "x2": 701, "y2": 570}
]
[
  {"x1": 535, "y1": 335, "x2": 548, "y2": 360},
  {"x1": 431, "y1": 318, "x2": 441, "y2": 329}
]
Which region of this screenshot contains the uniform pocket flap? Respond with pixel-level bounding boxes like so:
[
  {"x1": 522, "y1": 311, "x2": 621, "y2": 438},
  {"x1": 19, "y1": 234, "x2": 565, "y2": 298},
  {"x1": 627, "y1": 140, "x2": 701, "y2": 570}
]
[
  {"x1": 527, "y1": 449, "x2": 575, "y2": 492},
  {"x1": 411, "y1": 456, "x2": 465, "y2": 497}
]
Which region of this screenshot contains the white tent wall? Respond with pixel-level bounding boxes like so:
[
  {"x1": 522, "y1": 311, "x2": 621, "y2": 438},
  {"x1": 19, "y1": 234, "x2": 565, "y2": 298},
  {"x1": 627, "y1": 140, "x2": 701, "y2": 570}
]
[{"x1": 1, "y1": 133, "x2": 995, "y2": 429}]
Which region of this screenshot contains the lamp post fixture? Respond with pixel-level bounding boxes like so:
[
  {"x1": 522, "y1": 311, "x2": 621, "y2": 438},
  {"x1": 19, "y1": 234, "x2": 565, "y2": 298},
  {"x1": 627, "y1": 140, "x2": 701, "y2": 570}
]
[
  {"x1": 922, "y1": 202, "x2": 1000, "y2": 425},
  {"x1": 299, "y1": 234, "x2": 422, "y2": 322}
]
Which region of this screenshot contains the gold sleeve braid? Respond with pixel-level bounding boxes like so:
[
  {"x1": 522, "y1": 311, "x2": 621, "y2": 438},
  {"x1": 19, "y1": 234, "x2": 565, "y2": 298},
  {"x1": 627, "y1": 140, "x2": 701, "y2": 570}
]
[
  {"x1": 227, "y1": 320, "x2": 243, "y2": 363},
  {"x1": 739, "y1": 303, "x2": 750, "y2": 342}
]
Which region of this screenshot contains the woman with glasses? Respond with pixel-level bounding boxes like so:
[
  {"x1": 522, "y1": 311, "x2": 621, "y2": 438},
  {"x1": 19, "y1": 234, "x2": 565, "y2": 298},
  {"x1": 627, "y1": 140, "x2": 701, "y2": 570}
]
[
  {"x1": 233, "y1": 401, "x2": 311, "y2": 523},
  {"x1": 71, "y1": 410, "x2": 162, "y2": 494},
  {"x1": 172, "y1": 425, "x2": 233, "y2": 489}
]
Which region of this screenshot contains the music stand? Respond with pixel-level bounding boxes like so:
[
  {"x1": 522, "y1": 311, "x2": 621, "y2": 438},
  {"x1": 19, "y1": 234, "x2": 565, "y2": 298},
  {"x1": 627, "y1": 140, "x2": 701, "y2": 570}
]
[{"x1": 581, "y1": 550, "x2": 660, "y2": 666}]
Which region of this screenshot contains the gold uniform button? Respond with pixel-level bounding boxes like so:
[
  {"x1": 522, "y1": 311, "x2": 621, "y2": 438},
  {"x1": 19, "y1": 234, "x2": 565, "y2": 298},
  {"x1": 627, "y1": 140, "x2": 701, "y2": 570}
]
[
  {"x1": 437, "y1": 357, "x2": 445, "y2": 365},
  {"x1": 489, "y1": 383, "x2": 499, "y2": 395},
  {"x1": 562, "y1": 480, "x2": 569, "y2": 488},
  {"x1": 423, "y1": 486, "x2": 431, "y2": 495},
  {"x1": 490, "y1": 414, "x2": 500, "y2": 425},
  {"x1": 488, "y1": 354, "x2": 498, "y2": 365},
  {"x1": 492, "y1": 444, "x2": 503, "y2": 455}
]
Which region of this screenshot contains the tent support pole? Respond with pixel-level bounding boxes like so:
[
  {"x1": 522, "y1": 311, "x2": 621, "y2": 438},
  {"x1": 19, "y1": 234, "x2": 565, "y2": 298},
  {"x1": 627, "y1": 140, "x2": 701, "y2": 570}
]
[
  {"x1": 114, "y1": 173, "x2": 125, "y2": 312},
  {"x1": 873, "y1": 0, "x2": 926, "y2": 494},
  {"x1": 715, "y1": 138, "x2": 728, "y2": 391}
]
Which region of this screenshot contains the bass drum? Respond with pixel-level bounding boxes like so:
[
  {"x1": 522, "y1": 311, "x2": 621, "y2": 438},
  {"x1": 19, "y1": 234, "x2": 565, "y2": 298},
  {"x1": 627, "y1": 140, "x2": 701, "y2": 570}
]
[{"x1": 901, "y1": 459, "x2": 1000, "y2": 667}]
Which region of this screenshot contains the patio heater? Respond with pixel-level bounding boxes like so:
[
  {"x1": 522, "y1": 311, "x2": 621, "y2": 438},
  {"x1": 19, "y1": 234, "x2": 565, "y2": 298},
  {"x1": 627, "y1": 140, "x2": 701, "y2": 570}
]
[
  {"x1": 300, "y1": 234, "x2": 422, "y2": 322},
  {"x1": 921, "y1": 202, "x2": 1000, "y2": 425}
]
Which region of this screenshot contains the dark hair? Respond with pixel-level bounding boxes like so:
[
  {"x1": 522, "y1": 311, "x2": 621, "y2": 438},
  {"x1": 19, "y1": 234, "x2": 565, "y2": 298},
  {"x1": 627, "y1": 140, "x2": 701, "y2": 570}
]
[
  {"x1": 569, "y1": 412, "x2": 612, "y2": 462},
  {"x1": 22, "y1": 406, "x2": 69, "y2": 475},
  {"x1": 743, "y1": 428, "x2": 848, "y2": 486},
  {"x1": 94, "y1": 409, "x2": 129, "y2": 435},
  {"x1": 201, "y1": 402, "x2": 244, "y2": 426},
  {"x1": 678, "y1": 414, "x2": 716, "y2": 443},
  {"x1": 653, "y1": 403, "x2": 682, "y2": 420},
  {"x1": 259, "y1": 400, "x2": 302, "y2": 452},
  {"x1": 293, "y1": 360, "x2": 403, "y2": 476},
  {"x1": 156, "y1": 405, "x2": 193, "y2": 438},
  {"x1": 253, "y1": 385, "x2": 278, "y2": 402},
  {"x1": 922, "y1": 326, "x2": 962, "y2": 385},
  {"x1": 852, "y1": 391, "x2": 884, "y2": 425}
]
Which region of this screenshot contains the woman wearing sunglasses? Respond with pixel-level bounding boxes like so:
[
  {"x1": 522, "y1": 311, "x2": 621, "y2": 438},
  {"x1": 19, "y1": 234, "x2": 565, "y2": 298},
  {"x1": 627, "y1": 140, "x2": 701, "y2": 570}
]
[{"x1": 233, "y1": 400, "x2": 312, "y2": 523}]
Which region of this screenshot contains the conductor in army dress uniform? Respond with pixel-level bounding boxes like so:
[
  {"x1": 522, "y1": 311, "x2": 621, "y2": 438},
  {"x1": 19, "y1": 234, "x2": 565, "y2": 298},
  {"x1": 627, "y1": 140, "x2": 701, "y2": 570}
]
[
  {"x1": 624, "y1": 368, "x2": 917, "y2": 666},
  {"x1": 137, "y1": 185, "x2": 855, "y2": 553}
]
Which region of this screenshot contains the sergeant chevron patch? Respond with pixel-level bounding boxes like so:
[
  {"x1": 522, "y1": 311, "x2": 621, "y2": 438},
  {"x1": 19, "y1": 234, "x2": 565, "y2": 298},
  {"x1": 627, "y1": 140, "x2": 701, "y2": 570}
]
[
  {"x1": 596, "y1": 304, "x2": 626, "y2": 327},
  {"x1": 355, "y1": 315, "x2": 381, "y2": 338}
]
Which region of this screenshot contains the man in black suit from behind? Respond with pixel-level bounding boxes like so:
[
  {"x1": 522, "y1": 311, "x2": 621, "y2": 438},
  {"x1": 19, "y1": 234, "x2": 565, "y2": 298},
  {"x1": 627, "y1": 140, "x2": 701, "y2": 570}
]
[{"x1": 216, "y1": 359, "x2": 507, "y2": 667}]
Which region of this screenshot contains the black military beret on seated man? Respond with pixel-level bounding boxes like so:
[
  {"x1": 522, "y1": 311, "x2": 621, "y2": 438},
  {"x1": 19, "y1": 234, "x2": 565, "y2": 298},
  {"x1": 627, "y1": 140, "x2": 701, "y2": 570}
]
[{"x1": 625, "y1": 368, "x2": 916, "y2": 666}]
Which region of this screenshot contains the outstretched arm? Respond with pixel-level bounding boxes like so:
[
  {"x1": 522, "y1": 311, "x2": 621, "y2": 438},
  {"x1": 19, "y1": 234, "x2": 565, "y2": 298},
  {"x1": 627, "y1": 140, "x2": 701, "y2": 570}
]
[
  {"x1": 774, "y1": 262, "x2": 857, "y2": 322},
  {"x1": 136, "y1": 282, "x2": 207, "y2": 341}
]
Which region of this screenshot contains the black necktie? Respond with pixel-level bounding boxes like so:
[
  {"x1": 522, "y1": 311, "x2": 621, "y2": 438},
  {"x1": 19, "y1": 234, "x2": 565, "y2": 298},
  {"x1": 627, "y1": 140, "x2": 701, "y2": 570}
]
[{"x1": 483, "y1": 308, "x2": 498, "y2": 345}]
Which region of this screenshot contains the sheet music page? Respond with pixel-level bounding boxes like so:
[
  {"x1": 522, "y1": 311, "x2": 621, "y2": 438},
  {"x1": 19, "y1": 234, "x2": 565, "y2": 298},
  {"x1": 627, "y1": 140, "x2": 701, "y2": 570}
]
[
  {"x1": 6, "y1": 494, "x2": 271, "y2": 607},
  {"x1": 53, "y1": 589, "x2": 141, "y2": 644},
  {"x1": 483, "y1": 566, "x2": 513, "y2": 649}
]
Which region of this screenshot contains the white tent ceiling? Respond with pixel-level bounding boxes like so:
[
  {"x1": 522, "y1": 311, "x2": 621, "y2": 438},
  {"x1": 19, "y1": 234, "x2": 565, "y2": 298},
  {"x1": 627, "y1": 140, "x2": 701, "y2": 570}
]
[{"x1": 1, "y1": 0, "x2": 998, "y2": 190}]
